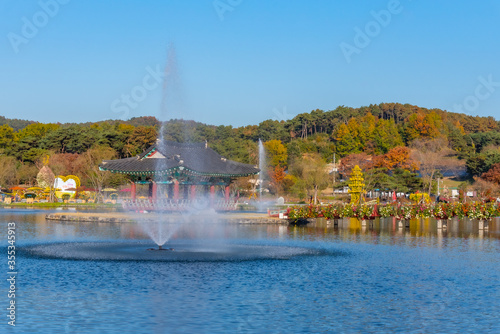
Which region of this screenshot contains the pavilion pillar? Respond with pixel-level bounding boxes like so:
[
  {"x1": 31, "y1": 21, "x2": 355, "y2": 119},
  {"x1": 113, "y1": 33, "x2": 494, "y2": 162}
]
[
  {"x1": 190, "y1": 185, "x2": 196, "y2": 201},
  {"x1": 174, "y1": 181, "x2": 179, "y2": 201},
  {"x1": 131, "y1": 182, "x2": 136, "y2": 202},
  {"x1": 210, "y1": 185, "x2": 215, "y2": 205},
  {"x1": 151, "y1": 182, "x2": 157, "y2": 201},
  {"x1": 225, "y1": 186, "x2": 230, "y2": 201}
]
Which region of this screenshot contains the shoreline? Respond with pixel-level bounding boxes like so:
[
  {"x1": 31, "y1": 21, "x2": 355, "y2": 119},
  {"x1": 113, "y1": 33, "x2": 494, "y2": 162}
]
[{"x1": 45, "y1": 212, "x2": 285, "y2": 224}]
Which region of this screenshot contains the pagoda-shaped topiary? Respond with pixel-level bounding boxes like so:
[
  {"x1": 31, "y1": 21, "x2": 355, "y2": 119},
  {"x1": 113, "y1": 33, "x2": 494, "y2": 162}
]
[
  {"x1": 348, "y1": 165, "x2": 365, "y2": 204},
  {"x1": 36, "y1": 155, "x2": 55, "y2": 189}
]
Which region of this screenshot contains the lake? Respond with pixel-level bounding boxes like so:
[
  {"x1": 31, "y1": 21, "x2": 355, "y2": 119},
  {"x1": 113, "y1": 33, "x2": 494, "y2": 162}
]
[{"x1": 1, "y1": 209, "x2": 499, "y2": 333}]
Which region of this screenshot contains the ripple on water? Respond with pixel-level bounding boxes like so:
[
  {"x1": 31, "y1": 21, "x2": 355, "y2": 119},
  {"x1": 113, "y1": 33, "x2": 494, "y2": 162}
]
[{"x1": 22, "y1": 241, "x2": 326, "y2": 262}]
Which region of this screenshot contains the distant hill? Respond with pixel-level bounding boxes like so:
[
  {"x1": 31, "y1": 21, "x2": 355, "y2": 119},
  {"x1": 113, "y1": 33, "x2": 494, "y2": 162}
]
[{"x1": 0, "y1": 115, "x2": 35, "y2": 131}]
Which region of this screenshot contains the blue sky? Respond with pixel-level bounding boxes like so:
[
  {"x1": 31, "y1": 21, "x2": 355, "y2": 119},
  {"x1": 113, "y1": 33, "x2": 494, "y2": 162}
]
[{"x1": 1, "y1": 0, "x2": 499, "y2": 126}]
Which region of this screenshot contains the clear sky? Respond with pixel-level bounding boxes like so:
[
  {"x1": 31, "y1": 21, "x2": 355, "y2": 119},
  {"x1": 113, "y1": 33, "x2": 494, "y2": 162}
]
[{"x1": 1, "y1": 0, "x2": 499, "y2": 126}]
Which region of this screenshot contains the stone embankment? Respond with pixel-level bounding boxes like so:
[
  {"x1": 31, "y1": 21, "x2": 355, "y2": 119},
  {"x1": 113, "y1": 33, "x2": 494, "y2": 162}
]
[{"x1": 45, "y1": 212, "x2": 285, "y2": 224}]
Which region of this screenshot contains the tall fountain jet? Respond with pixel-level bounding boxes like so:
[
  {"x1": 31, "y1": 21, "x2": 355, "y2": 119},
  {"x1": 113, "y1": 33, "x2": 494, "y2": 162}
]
[{"x1": 149, "y1": 44, "x2": 185, "y2": 251}]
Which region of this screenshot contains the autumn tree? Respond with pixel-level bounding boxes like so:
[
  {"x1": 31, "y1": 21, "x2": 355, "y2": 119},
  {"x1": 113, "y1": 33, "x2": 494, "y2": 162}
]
[
  {"x1": 16, "y1": 163, "x2": 38, "y2": 186},
  {"x1": 372, "y1": 146, "x2": 418, "y2": 171},
  {"x1": 0, "y1": 156, "x2": 18, "y2": 188},
  {"x1": 473, "y1": 176, "x2": 500, "y2": 198},
  {"x1": 481, "y1": 162, "x2": 500, "y2": 184},
  {"x1": 404, "y1": 111, "x2": 442, "y2": 143},
  {"x1": 76, "y1": 146, "x2": 123, "y2": 201},
  {"x1": 339, "y1": 152, "x2": 373, "y2": 178},
  {"x1": 48, "y1": 153, "x2": 84, "y2": 176},
  {"x1": 125, "y1": 126, "x2": 157, "y2": 156},
  {"x1": 263, "y1": 139, "x2": 287, "y2": 167},
  {"x1": 268, "y1": 165, "x2": 286, "y2": 195}
]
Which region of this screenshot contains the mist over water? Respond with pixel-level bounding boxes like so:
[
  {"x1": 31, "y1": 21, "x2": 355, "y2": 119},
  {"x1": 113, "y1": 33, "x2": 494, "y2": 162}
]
[
  {"x1": 160, "y1": 43, "x2": 185, "y2": 123},
  {"x1": 252, "y1": 139, "x2": 274, "y2": 212},
  {"x1": 134, "y1": 44, "x2": 231, "y2": 248}
]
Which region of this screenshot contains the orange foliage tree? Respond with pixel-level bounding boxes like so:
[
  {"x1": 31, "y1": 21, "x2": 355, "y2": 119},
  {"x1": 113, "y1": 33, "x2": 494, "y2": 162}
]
[
  {"x1": 372, "y1": 146, "x2": 419, "y2": 171},
  {"x1": 268, "y1": 165, "x2": 287, "y2": 195},
  {"x1": 405, "y1": 111, "x2": 442, "y2": 142},
  {"x1": 481, "y1": 162, "x2": 500, "y2": 184},
  {"x1": 339, "y1": 153, "x2": 373, "y2": 177}
]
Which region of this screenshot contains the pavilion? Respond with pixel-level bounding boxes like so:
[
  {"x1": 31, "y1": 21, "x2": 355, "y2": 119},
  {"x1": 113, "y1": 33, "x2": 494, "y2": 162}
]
[{"x1": 99, "y1": 141, "x2": 260, "y2": 210}]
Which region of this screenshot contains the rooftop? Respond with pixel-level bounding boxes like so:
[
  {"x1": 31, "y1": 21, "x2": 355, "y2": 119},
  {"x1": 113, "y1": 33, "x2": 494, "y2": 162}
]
[{"x1": 99, "y1": 141, "x2": 260, "y2": 177}]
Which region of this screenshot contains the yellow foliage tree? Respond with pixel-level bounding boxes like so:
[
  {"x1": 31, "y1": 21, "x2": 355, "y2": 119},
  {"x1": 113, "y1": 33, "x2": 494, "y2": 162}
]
[{"x1": 263, "y1": 139, "x2": 287, "y2": 167}]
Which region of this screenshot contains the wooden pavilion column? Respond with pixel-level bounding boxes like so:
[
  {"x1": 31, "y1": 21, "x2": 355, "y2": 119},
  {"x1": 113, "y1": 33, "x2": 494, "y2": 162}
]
[
  {"x1": 131, "y1": 182, "x2": 136, "y2": 201},
  {"x1": 190, "y1": 185, "x2": 196, "y2": 201},
  {"x1": 151, "y1": 182, "x2": 157, "y2": 201},
  {"x1": 173, "y1": 181, "x2": 179, "y2": 201},
  {"x1": 210, "y1": 185, "x2": 215, "y2": 205},
  {"x1": 225, "y1": 185, "x2": 230, "y2": 201}
]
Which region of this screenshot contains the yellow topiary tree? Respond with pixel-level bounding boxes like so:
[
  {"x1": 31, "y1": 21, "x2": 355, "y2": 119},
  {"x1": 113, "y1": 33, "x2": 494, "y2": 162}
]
[{"x1": 348, "y1": 165, "x2": 365, "y2": 204}]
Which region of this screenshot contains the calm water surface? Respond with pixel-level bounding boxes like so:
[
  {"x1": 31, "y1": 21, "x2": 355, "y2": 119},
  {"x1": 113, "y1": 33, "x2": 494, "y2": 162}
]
[{"x1": 1, "y1": 209, "x2": 499, "y2": 333}]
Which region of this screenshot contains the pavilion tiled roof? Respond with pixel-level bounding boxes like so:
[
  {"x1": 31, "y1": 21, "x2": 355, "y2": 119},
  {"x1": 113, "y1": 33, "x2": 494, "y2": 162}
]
[{"x1": 99, "y1": 141, "x2": 260, "y2": 177}]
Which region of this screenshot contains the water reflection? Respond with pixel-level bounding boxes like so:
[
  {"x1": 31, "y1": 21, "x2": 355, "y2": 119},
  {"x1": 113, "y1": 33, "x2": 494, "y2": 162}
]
[
  {"x1": 1, "y1": 210, "x2": 499, "y2": 333},
  {"x1": 2, "y1": 210, "x2": 498, "y2": 251}
]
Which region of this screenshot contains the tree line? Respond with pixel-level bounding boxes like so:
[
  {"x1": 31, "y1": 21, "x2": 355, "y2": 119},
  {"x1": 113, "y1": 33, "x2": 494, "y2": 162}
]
[{"x1": 0, "y1": 103, "x2": 499, "y2": 200}]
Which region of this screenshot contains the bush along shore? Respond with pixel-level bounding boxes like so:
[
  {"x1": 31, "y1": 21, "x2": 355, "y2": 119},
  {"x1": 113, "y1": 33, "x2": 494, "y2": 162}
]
[{"x1": 287, "y1": 202, "x2": 500, "y2": 224}]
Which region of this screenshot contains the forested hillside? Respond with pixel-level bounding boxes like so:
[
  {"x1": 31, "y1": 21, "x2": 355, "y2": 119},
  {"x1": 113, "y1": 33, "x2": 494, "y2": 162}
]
[{"x1": 1, "y1": 103, "x2": 499, "y2": 199}]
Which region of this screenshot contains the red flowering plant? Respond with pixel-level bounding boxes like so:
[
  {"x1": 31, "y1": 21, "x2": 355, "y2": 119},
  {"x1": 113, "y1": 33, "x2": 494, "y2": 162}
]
[
  {"x1": 288, "y1": 205, "x2": 323, "y2": 219},
  {"x1": 495, "y1": 203, "x2": 500, "y2": 217},
  {"x1": 468, "y1": 202, "x2": 497, "y2": 220},
  {"x1": 288, "y1": 206, "x2": 310, "y2": 219},
  {"x1": 453, "y1": 203, "x2": 470, "y2": 219},
  {"x1": 432, "y1": 203, "x2": 454, "y2": 220},
  {"x1": 322, "y1": 204, "x2": 343, "y2": 219},
  {"x1": 306, "y1": 204, "x2": 321, "y2": 218},
  {"x1": 414, "y1": 204, "x2": 432, "y2": 219}
]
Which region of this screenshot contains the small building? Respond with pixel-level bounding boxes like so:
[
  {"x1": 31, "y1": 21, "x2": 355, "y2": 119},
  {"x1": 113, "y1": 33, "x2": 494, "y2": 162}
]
[{"x1": 99, "y1": 141, "x2": 260, "y2": 210}]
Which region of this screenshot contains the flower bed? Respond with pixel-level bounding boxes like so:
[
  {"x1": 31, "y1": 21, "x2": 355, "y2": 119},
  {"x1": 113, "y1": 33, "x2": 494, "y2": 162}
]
[{"x1": 287, "y1": 202, "x2": 500, "y2": 221}]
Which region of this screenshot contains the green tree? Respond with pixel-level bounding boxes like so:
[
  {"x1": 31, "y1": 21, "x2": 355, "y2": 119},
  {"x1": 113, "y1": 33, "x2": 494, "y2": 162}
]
[
  {"x1": 466, "y1": 150, "x2": 500, "y2": 177},
  {"x1": 290, "y1": 153, "x2": 329, "y2": 204},
  {"x1": 373, "y1": 119, "x2": 403, "y2": 154},
  {"x1": 16, "y1": 123, "x2": 59, "y2": 141},
  {"x1": 257, "y1": 120, "x2": 288, "y2": 142},
  {"x1": 0, "y1": 124, "x2": 16, "y2": 155},
  {"x1": 334, "y1": 123, "x2": 359, "y2": 157}
]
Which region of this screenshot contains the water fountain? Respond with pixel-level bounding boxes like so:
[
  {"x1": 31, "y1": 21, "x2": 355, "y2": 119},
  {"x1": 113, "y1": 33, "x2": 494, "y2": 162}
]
[
  {"x1": 119, "y1": 46, "x2": 261, "y2": 254},
  {"x1": 253, "y1": 138, "x2": 276, "y2": 212},
  {"x1": 29, "y1": 45, "x2": 309, "y2": 261}
]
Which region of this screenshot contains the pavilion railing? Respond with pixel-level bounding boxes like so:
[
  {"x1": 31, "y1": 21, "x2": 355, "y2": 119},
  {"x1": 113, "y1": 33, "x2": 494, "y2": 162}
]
[{"x1": 122, "y1": 198, "x2": 238, "y2": 212}]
